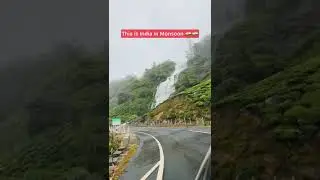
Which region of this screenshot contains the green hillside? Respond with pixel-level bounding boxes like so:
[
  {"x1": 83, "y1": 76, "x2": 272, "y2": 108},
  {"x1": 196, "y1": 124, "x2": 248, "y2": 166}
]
[
  {"x1": 149, "y1": 79, "x2": 211, "y2": 123},
  {"x1": 109, "y1": 60, "x2": 176, "y2": 121},
  {"x1": 213, "y1": 0, "x2": 319, "y2": 101},
  {"x1": 213, "y1": 0, "x2": 320, "y2": 179},
  {"x1": 0, "y1": 43, "x2": 107, "y2": 179},
  {"x1": 109, "y1": 36, "x2": 211, "y2": 123},
  {"x1": 109, "y1": 76, "x2": 136, "y2": 109},
  {"x1": 214, "y1": 56, "x2": 320, "y2": 179},
  {"x1": 147, "y1": 35, "x2": 211, "y2": 123},
  {"x1": 175, "y1": 35, "x2": 211, "y2": 93}
]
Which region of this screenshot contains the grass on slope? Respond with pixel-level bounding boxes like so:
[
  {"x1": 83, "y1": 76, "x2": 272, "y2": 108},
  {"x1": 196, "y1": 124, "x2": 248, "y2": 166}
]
[
  {"x1": 213, "y1": 56, "x2": 320, "y2": 179},
  {"x1": 149, "y1": 79, "x2": 211, "y2": 122}
]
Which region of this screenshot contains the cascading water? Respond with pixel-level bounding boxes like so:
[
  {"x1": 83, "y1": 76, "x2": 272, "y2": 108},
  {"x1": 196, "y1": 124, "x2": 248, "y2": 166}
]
[{"x1": 151, "y1": 60, "x2": 187, "y2": 109}]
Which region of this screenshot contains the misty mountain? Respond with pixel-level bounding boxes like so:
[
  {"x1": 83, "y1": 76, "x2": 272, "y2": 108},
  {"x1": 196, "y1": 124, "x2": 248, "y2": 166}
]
[
  {"x1": 0, "y1": 43, "x2": 107, "y2": 179},
  {"x1": 213, "y1": 0, "x2": 320, "y2": 178}
]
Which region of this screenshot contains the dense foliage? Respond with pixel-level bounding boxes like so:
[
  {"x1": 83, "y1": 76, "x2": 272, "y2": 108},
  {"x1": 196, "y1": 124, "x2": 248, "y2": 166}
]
[
  {"x1": 175, "y1": 35, "x2": 211, "y2": 92},
  {"x1": 0, "y1": 43, "x2": 107, "y2": 179},
  {"x1": 109, "y1": 60, "x2": 175, "y2": 121},
  {"x1": 149, "y1": 79, "x2": 211, "y2": 122},
  {"x1": 213, "y1": 0, "x2": 320, "y2": 179},
  {"x1": 213, "y1": 0, "x2": 319, "y2": 102},
  {"x1": 109, "y1": 76, "x2": 136, "y2": 109}
]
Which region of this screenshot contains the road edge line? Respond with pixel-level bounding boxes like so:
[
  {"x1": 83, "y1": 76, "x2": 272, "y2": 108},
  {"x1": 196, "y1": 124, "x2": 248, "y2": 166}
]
[
  {"x1": 138, "y1": 132, "x2": 165, "y2": 180},
  {"x1": 140, "y1": 161, "x2": 160, "y2": 180},
  {"x1": 188, "y1": 130, "x2": 211, "y2": 134}
]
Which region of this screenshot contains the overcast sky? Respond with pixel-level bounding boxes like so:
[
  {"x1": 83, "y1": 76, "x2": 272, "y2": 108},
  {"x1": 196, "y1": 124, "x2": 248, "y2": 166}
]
[
  {"x1": 0, "y1": 0, "x2": 210, "y2": 81},
  {"x1": 0, "y1": 0, "x2": 106, "y2": 63},
  {"x1": 109, "y1": 0, "x2": 211, "y2": 81}
]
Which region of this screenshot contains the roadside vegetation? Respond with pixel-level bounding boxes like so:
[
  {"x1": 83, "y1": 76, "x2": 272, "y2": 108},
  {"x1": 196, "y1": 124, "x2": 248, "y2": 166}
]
[
  {"x1": 109, "y1": 133, "x2": 122, "y2": 155},
  {"x1": 213, "y1": 0, "x2": 320, "y2": 178},
  {"x1": 110, "y1": 144, "x2": 138, "y2": 180},
  {"x1": 0, "y1": 43, "x2": 107, "y2": 179}
]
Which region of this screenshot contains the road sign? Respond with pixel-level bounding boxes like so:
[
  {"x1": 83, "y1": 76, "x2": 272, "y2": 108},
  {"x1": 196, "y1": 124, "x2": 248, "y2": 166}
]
[{"x1": 112, "y1": 118, "x2": 121, "y2": 125}]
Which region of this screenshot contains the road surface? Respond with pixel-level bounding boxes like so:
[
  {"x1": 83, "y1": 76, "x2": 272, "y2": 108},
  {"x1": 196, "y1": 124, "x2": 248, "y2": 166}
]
[{"x1": 120, "y1": 127, "x2": 211, "y2": 180}]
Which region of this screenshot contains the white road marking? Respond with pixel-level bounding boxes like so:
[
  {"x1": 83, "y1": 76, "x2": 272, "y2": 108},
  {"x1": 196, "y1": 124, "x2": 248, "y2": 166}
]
[
  {"x1": 194, "y1": 146, "x2": 211, "y2": 180},
  {"x1": 188, "y1": 130, "x2": 211, "y2": 134},
  {"x1": 137, "y1": 132, "x2": 165, "y2": 180},
  {"x1": 140, "y1": 161, "x2": 160, "y2": 180}
]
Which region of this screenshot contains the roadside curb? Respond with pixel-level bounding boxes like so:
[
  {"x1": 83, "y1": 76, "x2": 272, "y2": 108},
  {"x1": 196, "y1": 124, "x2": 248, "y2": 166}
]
[
  {"x1": 109, "y1": 133, "x2": 140, "y2": 180},
  {"x1": 126, "y1": 133, "x2": 141, "y2": 163}
]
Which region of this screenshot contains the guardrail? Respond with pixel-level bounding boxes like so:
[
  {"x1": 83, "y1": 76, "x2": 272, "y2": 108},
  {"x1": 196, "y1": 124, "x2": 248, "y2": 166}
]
[
  {"x1": 130, "y1": 119, "x2": 211, "y2": 127},
  {"x1": 195, "y1": 146, "x2": 211, "y2": 180},
  {"x1": 109, "y1": 123, "x2": 130, "y2": 134}
]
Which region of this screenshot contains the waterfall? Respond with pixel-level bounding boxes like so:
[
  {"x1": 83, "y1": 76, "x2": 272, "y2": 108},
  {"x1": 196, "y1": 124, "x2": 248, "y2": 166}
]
[{"x1": 151, "y1": 60, "x2": 187, "y2": 109}]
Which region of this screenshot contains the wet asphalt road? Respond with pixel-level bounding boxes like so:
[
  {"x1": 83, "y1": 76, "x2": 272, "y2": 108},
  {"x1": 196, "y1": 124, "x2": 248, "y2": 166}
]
[{"x1": 121, "y1": 127, "x2": 211, "y2": 180}]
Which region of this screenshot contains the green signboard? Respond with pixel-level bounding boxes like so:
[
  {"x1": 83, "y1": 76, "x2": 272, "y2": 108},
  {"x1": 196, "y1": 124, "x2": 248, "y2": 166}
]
[{"x1": 112, "y1": 118, "x2": 121, "y2": 125}]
